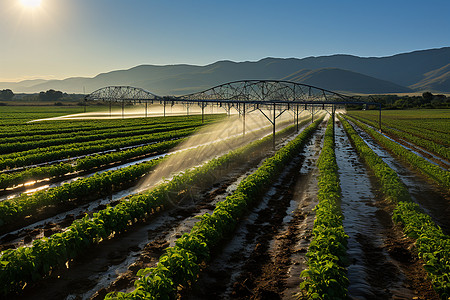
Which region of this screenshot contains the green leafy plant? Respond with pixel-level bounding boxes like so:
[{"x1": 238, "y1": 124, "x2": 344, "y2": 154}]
[
  {"x1": 340, "y1": 115, "x2": 450, "y2": 298},
  {"x1": 346, "y1": 115, "x2": 449, "y2": 189},
  {"x1": 0, "y1": 118, "x2": 311, "y2": 297},
  {"x1": 299, "y1": 118, "x2": 349, "y2": 300},
  {"x1": 105, "y1": 118, "x2": 324, "y2": 299}
]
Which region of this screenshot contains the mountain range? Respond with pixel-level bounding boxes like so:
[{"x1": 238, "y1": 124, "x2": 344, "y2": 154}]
[{"x1": 1, "y1": 47, "x2": 449, "y2": 95}]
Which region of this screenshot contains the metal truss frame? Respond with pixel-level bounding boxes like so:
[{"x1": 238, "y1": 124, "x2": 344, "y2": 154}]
[{"x1": 85, "y1": 80, "x2": 382, "y2": 148}]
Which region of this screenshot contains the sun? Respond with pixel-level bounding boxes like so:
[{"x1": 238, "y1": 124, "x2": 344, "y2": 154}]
[{"x1": 20, "y1": 0, "x2": 41, "y2": 8}]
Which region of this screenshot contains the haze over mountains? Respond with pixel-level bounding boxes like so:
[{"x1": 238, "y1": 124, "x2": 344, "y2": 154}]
[{"x1": 1, "y1": 47, "x2": 449, "y2": 95}]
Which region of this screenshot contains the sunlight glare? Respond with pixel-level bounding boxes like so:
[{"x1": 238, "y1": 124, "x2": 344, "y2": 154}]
[{"x1": 20, "y1": 0, "x2": 42, "y2": 8}]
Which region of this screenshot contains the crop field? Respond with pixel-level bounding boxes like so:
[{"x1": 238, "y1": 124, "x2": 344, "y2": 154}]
[
  {"x1": 0, "y1": 106, "x2": 448, "y2": 299},
  {"x1": 348, "y1": 109, "x2": 450, "y2": 162}
]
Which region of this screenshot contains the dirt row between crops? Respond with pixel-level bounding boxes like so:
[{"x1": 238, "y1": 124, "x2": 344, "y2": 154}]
[
  {"x1": 14, "y1": 125, "x2": 307, "y2": 300},
  {"x1": 186, "y1": 121, "x2": 327, "y2": 300},
  {"x1": 380, "y1": 125, "x2": 450, "y2": 170},
  {"x1": 0, "y1": 120, "x2": 300, "y2": 240},
  {"x1": 15, "y1": 157, "x2": 260, "y2": 299},
  {"x1": 349, "y1": 119, "x2": 450, "y2": 235},
  {"x1": 10, "y1": 116, "x2": 445, "y2": 299},
  {"x1": 347, "y1": 116, "x2": 449, "y2": 170},
  {"x1": 335, "y1": 119, "x2": 439, "y2": 300},
  {"x1": 90, "y1": 122, "x2": 323, "y2": 300},
  {"x1": 188, "y1": 118, "x2": 440, "y2": 300}
]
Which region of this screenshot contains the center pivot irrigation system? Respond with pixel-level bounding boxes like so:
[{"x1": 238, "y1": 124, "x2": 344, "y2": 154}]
[{"x1": 85, "y1": 80, "x2": 381, "y2": 148}]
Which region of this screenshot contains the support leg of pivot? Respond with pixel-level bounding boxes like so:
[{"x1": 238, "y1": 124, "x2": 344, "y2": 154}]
[
  {"x1": 273, "y1": 104, "x2": 276, "y2": 150},
  {"x1": 202, "y1": 105, "x2": 204, "y2": 124},
  {"x1": 243, "y1": 104, "x2": 246, "y2": 136},
  {"x1": 379, "y1": 105, "x2": 382, "y2": 132}
]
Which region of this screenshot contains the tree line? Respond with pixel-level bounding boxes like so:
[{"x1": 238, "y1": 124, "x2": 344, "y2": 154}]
[
  {"x1": 0, "y1": 89, "x2": 84, "y2": 104},
  {"x1": 349, "y1": 92, "x2": 449, "y2": 110},
  {"x1": 1, "y1": 89, "x2": 449, "y2": 109}
]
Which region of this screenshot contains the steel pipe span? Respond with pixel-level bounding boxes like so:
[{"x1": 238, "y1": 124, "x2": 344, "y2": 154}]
[
  {"x1": 85, "y1": 80, "x2": 373, "y2": 105},
  {"x1": 84, "y1": 80, "x2": 383, "y2": 144}
]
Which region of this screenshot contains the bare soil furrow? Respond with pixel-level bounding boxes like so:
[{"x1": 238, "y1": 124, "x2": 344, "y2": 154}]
[
  {"x1": 13, "y1": 124, "x2": 305, "y2": 300},
  {"x1": 350, "y1": 120, "x2": 450, "y2": 234},
  {"x1": 188, "y1": 122, "x2": 326, "y2": 300},
  {"x1": 337, "y1": 119, "x2": 439, "y2": 299}
]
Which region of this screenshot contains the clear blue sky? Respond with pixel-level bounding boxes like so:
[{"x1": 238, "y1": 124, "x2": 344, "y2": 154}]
[{"x1": 1, "y1": 0, "x2": 449, "y2": 81}]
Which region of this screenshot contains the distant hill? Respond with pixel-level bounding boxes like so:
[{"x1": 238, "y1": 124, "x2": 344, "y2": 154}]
[
  {"x1": 1, "y1": 47, "x2": 449, "y2": 95},
  {"x1": 282, "y1": 68, "x2": 413, "y2": 94},
  {"x1": 410, "y1": 63, "x2": 450, "y2": 92}
]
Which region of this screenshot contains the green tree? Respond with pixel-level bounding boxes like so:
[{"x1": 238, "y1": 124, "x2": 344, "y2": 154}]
[
  {"x1": 0, "y1": 89, "x2": 14, "y2": 101},
  {"x1": 38, "y1": 89, "x2": 64, "y2": 101},
  {"x1": 393, "y1": 99, "x2": 404, "y2": 109},
  {"x1": 422, "y1": 91, "x2": 433, "y2": 102}
]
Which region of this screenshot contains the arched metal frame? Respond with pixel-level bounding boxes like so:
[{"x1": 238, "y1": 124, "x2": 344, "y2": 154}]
[
  {"x1": 85, "y1": 80, "x2": 381, "y2": 149},
  {"x1": 86, "y1": 86, "x2": 161, "y2": 118}
]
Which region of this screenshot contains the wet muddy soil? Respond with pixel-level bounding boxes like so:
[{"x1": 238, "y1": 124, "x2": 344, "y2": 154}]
[
  {"x1": 336, "y1": 120, "x2": 439, "y2": 300},
  {"x1": 187, "y1": 122, "x2": 326, "y2": 300},
  {"x1": 15, "y1": 162, "x2": 257, "y2": 300},
  {"x1": 0, "y1": 172, "x2": 147, "y2": 240},
  {"x1": 0, "y1": 134, "x2": 189, "y2": 191},
  {"x1": 0, "y1": 150, "x2": 168, "y2": 201},
  {"x1": 13, "y1": 125, "x2": 307, "y2": 300},
  {"x1": 8, "y1": 117, "x2": 443, "y2": 300},
  {"x1": 349, "y1": 120, "x2": 450, "y2": 235},
  {"x1": 0, "y1": 120, "x2": 301, "y2": 240},
  {"x1": 379, "y1": 125, "x2": 450, "y2": 170},
  {"x1": 348, "y1": 116, "x2": 449, "y2": 170},
  {"x1": 0, "y1": 122, "x2": 304, "y2": 248}
]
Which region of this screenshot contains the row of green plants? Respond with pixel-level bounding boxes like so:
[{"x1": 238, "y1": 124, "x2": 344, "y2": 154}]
[
  {"x1": 0, "y1": 141, "x2": 185, "y2": 230},
  {"x1": 0, "y1": 116, "x2": 307, "y2": 190},
  {"x1": 416, "y1": 121, "x2": 450, "y2": 136},
  {"x1": 299, "y1": 118, "x2": 348, "y2": 299},
  {"x1": 0, "y1": 120, "x2": 107, "y2": 136},
  {"x1": 382, "y1": 118, "x2": 449, "y2": 160},
  {"x1": 76, "y1": 116, "x2": 306, "y2": 173},
  {"x1": 0, "y1": 116, "x2": 202, "y2": 142},
  {"x1": 0, "y1": 120, "x2": 305, "y2": 297},
  {"x1": 0, "y1": 114, "x2": 218, "y2": 138},
  {"x1": 105, "y1": 118, "x2": 323, "y2": 299},
  {"x1": 347, "y1": 113, "x2": 450, "y2": 161},
  {"x1": 0, "y1": 120, "x2": 200, "y2": 155},
  {"x1": 0, "y1": 106, "x2": 91, "y2": 126},
  {"x1": 0, "y1": 120, "x2": 126, "y2": 138},
  {"x1": 339, "y1": 115, "x2": 450, "y2": 298},
  {"x1": 0, "y1": 122, "x2": 198, "y2": 160},
  {"x1": 346, "y1": 115, "x2": 449, "y2": 190},
  {"x1": 0, "y1": 138, "x2": 183, "y2": 190},
  {"x1": 0, "y1": 119, "x2": 178, "y2": 144},
  {"x1": 0, "y1": 127, "x2": 198, "y2": 171},
  {"x1": 388, "y1": 120, "x2": 449, "y2": 142},
  {"x1": 348, "y1": 111, "x2": 450, "y2": 146},
  {"x1": 347, "y1": 110, "x2": 450, "y2": 138},
  {"x1": 0, "y1": 162, "x2": 73, "y2": 191},
  {"x1": 0, "y1": 116, "x2": 309, "y2": 225}
]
